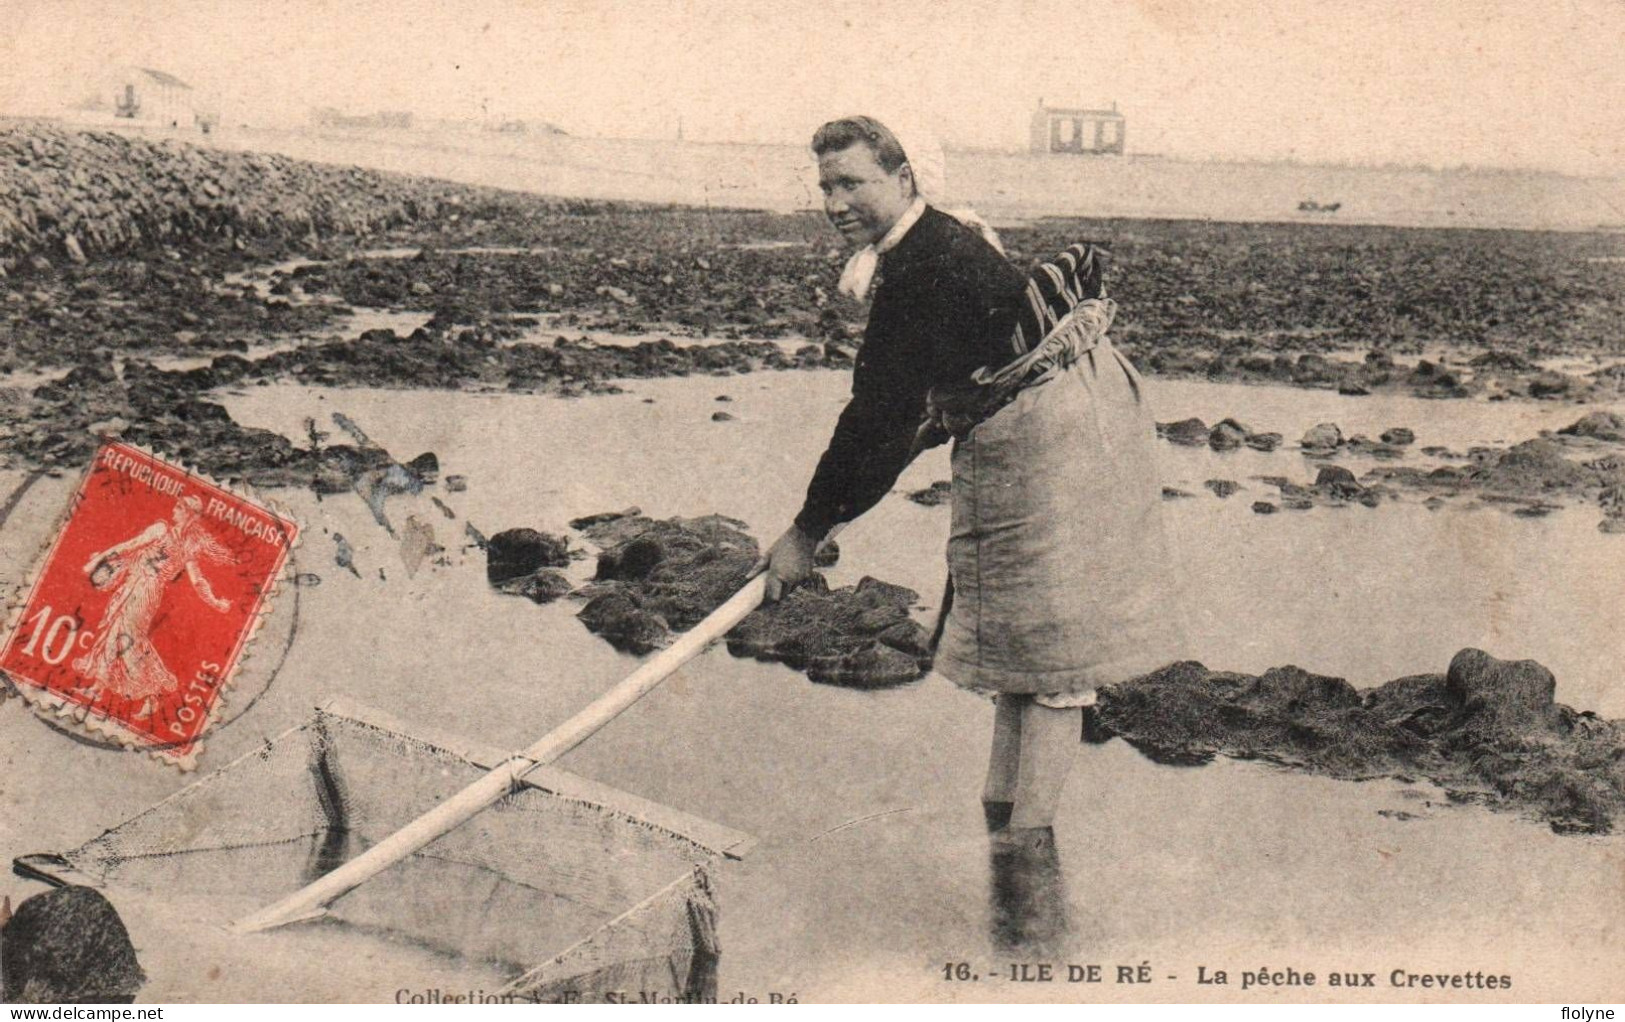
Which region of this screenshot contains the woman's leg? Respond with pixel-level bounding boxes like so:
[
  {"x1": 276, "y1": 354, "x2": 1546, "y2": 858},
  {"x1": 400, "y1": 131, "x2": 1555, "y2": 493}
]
[
  {"x1": 982, "y1": 694, "x2": 1026, "y2": 827},
  {"x1": 1007, "y1": 701, "x2": 1083, "y2": 829}
]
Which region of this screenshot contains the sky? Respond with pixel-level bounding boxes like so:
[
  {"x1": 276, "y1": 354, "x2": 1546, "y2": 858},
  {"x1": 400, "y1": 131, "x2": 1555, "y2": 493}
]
[{"x1": 2, "y1": 0, "x2": 1623, "y2": 176}]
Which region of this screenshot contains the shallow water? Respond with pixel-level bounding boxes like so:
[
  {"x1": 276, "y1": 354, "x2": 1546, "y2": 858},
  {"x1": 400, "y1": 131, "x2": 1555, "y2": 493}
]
[
  {"x1": 1, "y1": 367, "x2": 1621, "y2": 1002},
  {"x1": 218, "y1": 369, "x2": 1625, "y2": 716}
]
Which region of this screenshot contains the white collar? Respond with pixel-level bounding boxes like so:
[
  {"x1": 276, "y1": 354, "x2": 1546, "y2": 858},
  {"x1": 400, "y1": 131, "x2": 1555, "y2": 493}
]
[
  {"x1": 875, "y1": 196, "x2": 927, "y2": 255},
  {"x1": 837, "y1": 197, "x2": 927, "y2": 300}
]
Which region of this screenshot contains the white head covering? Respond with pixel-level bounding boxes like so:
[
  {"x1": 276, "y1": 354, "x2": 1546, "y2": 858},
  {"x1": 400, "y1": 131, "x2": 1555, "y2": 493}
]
[{"x1": 826, "y1": 113, "x2": 1004, "y2": 300}]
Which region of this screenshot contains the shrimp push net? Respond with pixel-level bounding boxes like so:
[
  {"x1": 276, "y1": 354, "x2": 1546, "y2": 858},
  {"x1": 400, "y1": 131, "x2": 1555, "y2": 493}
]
[{"x1": 15, "y1": 700, "x2": 752, "y2": 1003}]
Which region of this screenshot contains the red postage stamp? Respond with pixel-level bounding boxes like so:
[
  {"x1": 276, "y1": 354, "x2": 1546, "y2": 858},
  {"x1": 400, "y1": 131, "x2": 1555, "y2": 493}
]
[{"x1": 0, "y1": 441, "x2": 298, "y2": 767}]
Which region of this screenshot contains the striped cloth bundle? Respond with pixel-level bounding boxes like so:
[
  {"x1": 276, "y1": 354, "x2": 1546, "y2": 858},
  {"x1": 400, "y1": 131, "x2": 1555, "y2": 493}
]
[
  {"x1": 915, "y1": 242, "x2": 1114, "y2": 449},
  {"x1": 1007, "y1": 242, "x2": 1109, "y2": 357}
]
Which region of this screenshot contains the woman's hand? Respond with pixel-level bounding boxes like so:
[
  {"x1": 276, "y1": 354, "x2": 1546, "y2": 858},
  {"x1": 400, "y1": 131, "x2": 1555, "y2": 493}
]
[{"x1": 752, "y1": 526, "x2": 819, "y2": 602}]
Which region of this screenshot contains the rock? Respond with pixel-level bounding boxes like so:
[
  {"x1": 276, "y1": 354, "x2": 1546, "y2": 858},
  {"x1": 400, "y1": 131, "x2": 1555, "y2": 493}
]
[
  {"x1": 1470, "y1": 350, "x2": 1537, "y2": 371},
  {"x1": 1208, "y1": 418, "x2": 1249, "y2": 451},
  {"x1": 1476, "y1": 439, "x2": 1586, "y2": 492},
  {"x1": 908, "y1": 480, "x2": 952, "y2": 506},
  {"x1": 1311, "y1": 464, "x2": 1372, "y2": 503},
  {"x1": 1345, "y1": 435, "x2": 1406, "y2": 460},
  {"x1": 577, "y1": 590, "x2": 669, "y2": 654},
  {"x1": 726, "y1": 572, "x2": 929, "y2": 688},
  {"x1": 1381, "y1": 427, "x2": 1416, "y2": 446},
  {"x1": 1, "y1": 886, "x2": 145, "y2": 1003},
  {"x1": 1251, "y1": 665, "x2": 1361, "y2": 711},
  {"x1": 1446, "y1": 648, "x2": 1556, "y2": 726},
  {"x1": 824, "y1": 340, "x2": 857, "y2": 364},
  {"x1": 495, "y1": 568, "x2": 574, "y2": 604},
  {"x1": 1293, "y1": 352, "x2": 1338, "y2": 383},
  {"x1": 1527, "y1": 372, "x2": 1574, "y2": 398},
  {"x1": 1251, "y1": 501, "x2": 1278, "y2": 514},
  {"x1": 711, "y1": 411, "x2": 735, "y2": 421},
  {"x1": 596, "y1": 535, "x2": 665, "y2": 581},
  {"x1": 1300, "y1": 422, "x2": 1343, "y2": 453},
  {"x1": 404, "y1": 451, "x2": 439, "y2": 482},
  {"x1": 569, "y1": 507, "x2": 642, "y2": 530},
  {"x1": 410, "y1": 280, "x2": 433, "y2": 296},
  {"x1": 1204, "y1": 479, "x2": 1241, "y2": 498},
  {"x1": 807, "y1": 644, "x2": 923, "y2": 689},
  {"x1": 574, "y1": 515, "x2": 761, "y2": 640},
  {"x1": 445, "y1": 474, "x2": 468, "y2": 492},
  {"x1": 1244, "y1": 432, "x2": 1283, "y2": 452},
  {"x1": 486, "y1": 527, "x2": 571, "y2": 584},
  {"x1": 568, "y1": 516, "x2": 932, "y2": 685},
  {"x1": 1162, "y1": 486, "x2": 1197, "y2": 500},
  {"x1": 854, "y1": 575, "x2": 916, "y2": 607},
  {"x1": 1558, "y1": 411, "x2": 1625, "y2": 443},
  {"x1": 1157, "y1": 417, "x2": 1209, "y2": 446},
  {"x1": 596, "y1": 285, "x2": 637, "y2": 306},
  {"x1": 875, "y1": 618, "x2": 930, "y2": 657}
]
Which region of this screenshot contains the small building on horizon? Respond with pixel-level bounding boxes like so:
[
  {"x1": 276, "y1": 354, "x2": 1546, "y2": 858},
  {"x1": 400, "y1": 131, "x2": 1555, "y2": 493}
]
[
  {"x1": 105, "y1": 67, "x2": 213, "y2": 131},
  {"x1": 1029, "y1": 100, "x2": 1126, "y2": 156}
]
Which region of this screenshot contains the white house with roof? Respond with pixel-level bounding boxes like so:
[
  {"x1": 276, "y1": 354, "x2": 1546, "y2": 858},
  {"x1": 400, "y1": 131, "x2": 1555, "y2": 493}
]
[{"x1": 100, "y1": 67, "x2": 215, "y2": 131}]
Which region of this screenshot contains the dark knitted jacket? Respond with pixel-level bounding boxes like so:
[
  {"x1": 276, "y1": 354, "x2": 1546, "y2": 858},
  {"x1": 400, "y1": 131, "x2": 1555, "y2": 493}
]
[{"x1": 793, "y1": 207, "x2": 1027, "y2": 540}]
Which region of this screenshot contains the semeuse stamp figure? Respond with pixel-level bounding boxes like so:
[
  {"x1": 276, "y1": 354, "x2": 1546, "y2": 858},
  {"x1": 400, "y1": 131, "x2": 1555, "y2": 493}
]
[
  {"x1": 0, "y1": 442, "x2": 297, "y2": 767},
  {"x1": 73, "y1": 494, "x2": 235, "y2": 721}
]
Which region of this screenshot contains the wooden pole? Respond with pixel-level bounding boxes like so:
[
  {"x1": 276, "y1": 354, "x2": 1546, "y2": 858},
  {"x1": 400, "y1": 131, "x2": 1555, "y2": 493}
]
[{"x1": 230, "y1": 572, "x2": 768, "y2": 935}]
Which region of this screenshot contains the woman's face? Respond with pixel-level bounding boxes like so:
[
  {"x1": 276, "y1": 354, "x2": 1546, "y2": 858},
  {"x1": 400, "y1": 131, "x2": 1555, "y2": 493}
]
[{"x1": 817, "y1": 143, "x2": 915, "y2": 248}]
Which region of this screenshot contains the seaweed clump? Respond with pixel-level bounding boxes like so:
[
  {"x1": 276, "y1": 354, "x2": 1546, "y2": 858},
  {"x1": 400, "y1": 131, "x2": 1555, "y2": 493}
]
[
  {"x1": 1094, "y1": 648, "x2": 1625, "y2": 835},
  {"x1": 572, "y1": 514, "x2": 933, "y2": 688}
]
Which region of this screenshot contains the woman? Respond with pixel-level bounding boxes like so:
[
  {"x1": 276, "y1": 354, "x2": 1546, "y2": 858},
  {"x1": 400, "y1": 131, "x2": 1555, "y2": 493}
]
[
  {"x1": 756, "y1": 115, "x2": 1183, "y2": 846},
  {"x1": 74, "y1": 494, "x2": 233, "y2": 720}
]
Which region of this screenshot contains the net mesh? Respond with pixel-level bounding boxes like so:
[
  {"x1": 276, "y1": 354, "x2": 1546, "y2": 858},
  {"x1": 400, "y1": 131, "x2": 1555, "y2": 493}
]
[{"x1": 48, "y1": 708, "x2": 726, "y2": 1003}]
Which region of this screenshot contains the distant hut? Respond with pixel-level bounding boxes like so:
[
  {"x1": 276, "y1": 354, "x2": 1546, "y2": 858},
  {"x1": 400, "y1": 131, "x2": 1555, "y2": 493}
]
[
  {"x1": 1029, "y1": 100, "x2": 1126, "y2": 156},
  {"x1": 110, "y1": 67, "x2": 199, "y2": 130}
]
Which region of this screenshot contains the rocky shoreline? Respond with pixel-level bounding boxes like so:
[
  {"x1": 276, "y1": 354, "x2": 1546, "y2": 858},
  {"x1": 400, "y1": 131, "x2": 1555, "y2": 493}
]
[
  {"x1": 484, "y1": 512, "x2": 1625, "y2": 836},
  {"x1": 5, "y1": 125, "x2": 1625, "y2": 490}
]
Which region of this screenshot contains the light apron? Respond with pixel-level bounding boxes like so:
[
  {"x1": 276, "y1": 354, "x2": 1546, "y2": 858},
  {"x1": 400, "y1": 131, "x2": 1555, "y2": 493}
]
[{"x1": 934, "y1": 299, "x2": 1186, "y2": 702}]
